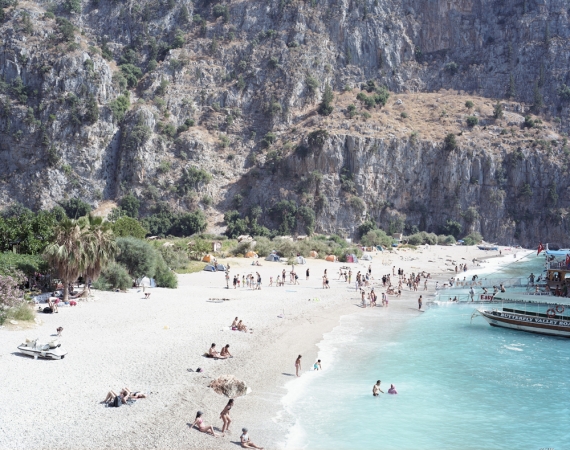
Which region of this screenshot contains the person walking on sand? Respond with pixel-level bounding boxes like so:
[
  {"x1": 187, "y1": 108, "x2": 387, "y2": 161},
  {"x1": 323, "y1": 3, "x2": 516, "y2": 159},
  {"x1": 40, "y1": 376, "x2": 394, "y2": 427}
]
[
  {"x1": 373, "y1": 380, "x2": 384, "y2": 396},
  {"x1": 220, "y1": 399, "x2": 234, "y2": 435},
  {"x1": 190, "y1": 411, "x2": 218, "y2": 437},
  {"x1": 306, "y1": 268, "x2": 310, "y2": 280},
  {"x1": 424, "y1": 279, "x2": 428, "y2": 291},
  {"x1": 240, "y1": 428, "x2": 264, "y2": 449},
  {"x1": 418, "y1": 295, "x2": 423, "y2": 310},
  {"x1": 295, "y1": 355, "x2": 302, "y2": 377}
]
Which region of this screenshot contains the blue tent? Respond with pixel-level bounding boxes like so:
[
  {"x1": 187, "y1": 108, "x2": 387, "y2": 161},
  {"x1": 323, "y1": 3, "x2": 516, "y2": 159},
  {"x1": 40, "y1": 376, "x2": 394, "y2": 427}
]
[{"x1": 265, "y1": 254, "x2": 280, "y2": 262}]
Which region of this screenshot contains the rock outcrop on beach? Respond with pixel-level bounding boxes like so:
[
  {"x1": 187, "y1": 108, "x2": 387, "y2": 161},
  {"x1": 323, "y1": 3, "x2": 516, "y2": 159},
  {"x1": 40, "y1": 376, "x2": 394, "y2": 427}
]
[
  {"x1": 209, "y1": 374, "x2": 250, "y2": 397},
  {"x1": 1, "y1": 0, "x2": 570, "y2": 245}
]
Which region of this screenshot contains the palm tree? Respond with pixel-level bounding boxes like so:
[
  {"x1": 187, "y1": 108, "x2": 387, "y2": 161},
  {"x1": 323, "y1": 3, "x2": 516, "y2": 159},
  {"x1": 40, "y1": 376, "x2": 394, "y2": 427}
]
[
  {"x1": 44, "y1": 215, "x2": 118, "y2": 301},
  {"x1": 43, "y1": 217, "x2": 86, "y2": 301},
  {"x1": 81, "y1": 215, "x2": 118, "y2": 284}
]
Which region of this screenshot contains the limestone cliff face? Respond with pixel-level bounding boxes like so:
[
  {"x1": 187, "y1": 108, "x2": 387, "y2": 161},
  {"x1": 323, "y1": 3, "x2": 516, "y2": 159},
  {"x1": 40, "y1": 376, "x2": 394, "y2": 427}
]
[{"x1": 0, "y1": 0, "x2": 569, "y2": 246}]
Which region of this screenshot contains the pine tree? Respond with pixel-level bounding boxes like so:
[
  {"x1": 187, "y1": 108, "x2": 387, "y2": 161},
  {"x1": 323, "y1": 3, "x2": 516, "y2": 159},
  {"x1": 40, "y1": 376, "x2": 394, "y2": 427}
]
[
  {"x1": 506, "y1": 74, "x2": 516, "y2": 99},
  {"x1": 493, "y1": 101, "x2": 503, "y2": 120},
  {"x1": 318, "y1": 83, "x2": 334, "y2": 116},
  {"x1": 532, "y1": 80, "x2": 543, "y2": 113}
]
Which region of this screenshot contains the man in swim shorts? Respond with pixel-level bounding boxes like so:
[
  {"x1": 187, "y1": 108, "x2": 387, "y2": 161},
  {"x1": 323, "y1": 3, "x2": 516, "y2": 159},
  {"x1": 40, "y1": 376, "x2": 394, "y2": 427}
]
[{"x1": 373, "y1": 380, "x2": 384, "y2": 396}]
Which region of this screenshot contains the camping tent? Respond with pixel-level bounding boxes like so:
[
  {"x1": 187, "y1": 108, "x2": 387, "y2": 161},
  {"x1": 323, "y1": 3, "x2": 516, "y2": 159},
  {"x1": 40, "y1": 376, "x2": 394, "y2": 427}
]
[
  {"x1": 245, "y1": 251, "x2": 258, "y2": 258},
  {"x1": 346, "y1": 254, "x2": 359, "y2": 263},
  {"x1": 203, "y1": 264, "x2": 217, "y2": 272},
  {"x1": 296, "y1": 256, "x2": 306, "y2": 264},
  {"x1": 202, "y1": 254, "x2": 213, "y2": 262},
  {"x1": 216, "y1": 264, "x2": 226, "y2": 271},
  {"x1": 138, "y1": 277, "x2": 156, "y2": 287},
  {"x1": 309, "y1": 251, "x2": 318, "y2": 258},
  {"x1": 265, "y1": 254, "x2": 280, "y2": 262},
  {"x1": 325, "y1": 255, "x2": 337, "y2": 262},
  {"x1": 361, "y1": 253, "x2": 373, "y2": 261}
]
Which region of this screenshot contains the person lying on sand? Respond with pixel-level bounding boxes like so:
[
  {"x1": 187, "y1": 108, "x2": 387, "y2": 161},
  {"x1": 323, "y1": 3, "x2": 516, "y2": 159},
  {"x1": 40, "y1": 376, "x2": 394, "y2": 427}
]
[
  {"x1": 240, "y1": 428, "x2": 264, "y2": 449},
  {"x1": 123, "y1": 388, "x2": 147, "y2": 399},
  {"x1": 209, "y1": 343, "x2": 227, "y2": 359},
  {"x1": 220, "y1": 344, "x2": 233, "y2": 358},
  {"x1": 103, "y1": 388, "x2": 146, "y2": 405},
  {"x1": 190, "y1": 411, "x2": 218, "y2": 437}
]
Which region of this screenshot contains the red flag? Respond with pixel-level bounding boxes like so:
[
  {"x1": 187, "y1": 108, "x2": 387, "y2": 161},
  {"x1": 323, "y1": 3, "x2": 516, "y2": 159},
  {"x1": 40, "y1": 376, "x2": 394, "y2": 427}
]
[{"x1": 537, "y1": 243, "x2": 545, "y2": 255}]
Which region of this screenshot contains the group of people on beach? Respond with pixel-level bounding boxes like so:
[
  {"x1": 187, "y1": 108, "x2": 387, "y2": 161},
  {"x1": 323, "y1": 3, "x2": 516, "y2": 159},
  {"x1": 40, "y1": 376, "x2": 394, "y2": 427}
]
[
  {"x1": 190, "y1": 401, "x2": 264, "y2": 448},
  {"x1": 233, "y1": 273, "x2": 262, "y2": 290}
]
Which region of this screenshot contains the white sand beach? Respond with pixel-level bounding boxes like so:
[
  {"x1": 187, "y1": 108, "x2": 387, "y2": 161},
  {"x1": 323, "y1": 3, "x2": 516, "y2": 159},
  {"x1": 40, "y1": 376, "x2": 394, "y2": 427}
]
[{"x1": 0, "y1": 245, "x2": 523, "y2": 450}]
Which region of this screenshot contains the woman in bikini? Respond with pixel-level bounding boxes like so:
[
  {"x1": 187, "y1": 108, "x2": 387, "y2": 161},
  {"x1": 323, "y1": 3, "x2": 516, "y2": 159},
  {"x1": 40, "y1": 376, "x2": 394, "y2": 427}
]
[
  {"x1": 220, "y1": 399, "x2": 234, "y2": 434},
  {"x1": 190, "y1": 411, "x2": 217, "y2": 437},
  {"x1": 295, "y1": 355, "x2": 302, "y2": 377}
]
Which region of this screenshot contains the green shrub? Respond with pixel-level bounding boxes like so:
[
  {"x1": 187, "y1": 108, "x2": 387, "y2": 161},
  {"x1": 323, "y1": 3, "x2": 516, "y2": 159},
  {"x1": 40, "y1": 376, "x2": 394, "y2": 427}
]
[
  {"x1": 462, "y1": 232, "x2": 483, "y2": 246},
  {"x1": 253, "y1": 236, "x2": 272, "y2": 257},
  {"x1": 112, "y1": 216, "x2": 147, "y2": 239},
  {"x1": 116, "y1": 237, "x2": 157, "y2": 279},
  {"x1": 120, "y1": 64, "x2": 143, "y2": 88},
  {"x1": 465, "y1": 100, "x2": 474, "y2": 109},
  {"x1": 466, "y1": 116, "x2": 478, "y2": 127},
  {"x1": 154, "y1": 254, "x2": 178, "y2": 288},
  {"x1": 93, "y1": 262, "x2": 132, "y2": 290},
  {"x1": 306, "y1": 75, "x2": 318, "y2": 95},
  {"x1": 59, "y1": 198, "x2": 91, "y2": 218},
  {"x1": 444, "y1": 133, "x2": 457, "y2": 151},
  {"x1": 349, "y1": 196, "x2": 365, "y2": 212},
  {"x1": 7, "y1": 303, "x2": 35, "y2": 321},
  {"x1": 64, "y1": 0, "x2": 81, "y2": 14},
  {"x1": 444, "y1": 62, "x2": 458, "y2": 75},
  {"x1": 109, "y1": 93, "x2": 130, "y2": 122},
  {"x1": 56, "y1": 17, "x2": 75, "y2": 42}
]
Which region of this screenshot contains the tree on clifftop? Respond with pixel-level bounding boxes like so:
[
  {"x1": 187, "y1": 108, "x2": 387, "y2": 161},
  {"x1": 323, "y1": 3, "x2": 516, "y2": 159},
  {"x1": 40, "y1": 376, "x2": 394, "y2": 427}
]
[{"x1": 318, "y1": 82, "x2": 334, "y2": 116}]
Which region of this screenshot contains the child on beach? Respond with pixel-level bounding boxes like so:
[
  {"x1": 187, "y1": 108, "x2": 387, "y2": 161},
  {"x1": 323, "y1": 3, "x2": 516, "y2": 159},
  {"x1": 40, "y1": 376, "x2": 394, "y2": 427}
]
[{"x1": 313, "y1": 360, "x2": 322, "y2": 370}]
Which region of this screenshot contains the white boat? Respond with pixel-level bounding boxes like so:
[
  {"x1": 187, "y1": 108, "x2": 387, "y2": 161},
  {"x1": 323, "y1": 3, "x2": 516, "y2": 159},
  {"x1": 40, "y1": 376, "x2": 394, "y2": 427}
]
[
  {"x1": 17, "y1": 338, "x2": 67, "y2": 360},
  {"x1": 545, "y1": 243, "x2": 570, "y2": 258},
  {"x1": 473, "y1": 306, "x2": 570, "y2": 338}
]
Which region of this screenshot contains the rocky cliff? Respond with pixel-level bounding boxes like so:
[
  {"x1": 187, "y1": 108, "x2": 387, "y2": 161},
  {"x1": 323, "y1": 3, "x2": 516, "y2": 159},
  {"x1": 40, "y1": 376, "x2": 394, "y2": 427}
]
[{"x1": 0, "y1": 0, "x2": 569, "y2": 245}]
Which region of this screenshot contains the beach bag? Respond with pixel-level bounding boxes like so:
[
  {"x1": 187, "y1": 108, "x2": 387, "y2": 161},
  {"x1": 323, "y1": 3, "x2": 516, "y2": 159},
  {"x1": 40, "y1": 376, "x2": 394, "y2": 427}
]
[
  {"x1": 43, "y1": 307, "x2": 53, "y2": 314},
  {"x1": 112, "y1": 395, "x2": 121, "y2": 407}
]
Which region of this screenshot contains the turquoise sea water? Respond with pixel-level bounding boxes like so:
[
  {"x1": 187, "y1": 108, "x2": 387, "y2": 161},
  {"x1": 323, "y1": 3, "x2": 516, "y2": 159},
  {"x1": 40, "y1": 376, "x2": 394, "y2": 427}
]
[{"x1": 284, "y1": 254, "x2": 570, "y2": 450}]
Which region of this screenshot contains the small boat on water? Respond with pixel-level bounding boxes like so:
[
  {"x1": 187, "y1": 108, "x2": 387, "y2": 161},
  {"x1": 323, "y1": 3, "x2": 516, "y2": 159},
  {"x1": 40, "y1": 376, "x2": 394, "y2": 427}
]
[
  {"x1": 17, "y1": 338, "x2": 67, "y2": 359},
  {"x1": 544, "y1": 243, "x2": 570, "y2": 258},
  {"x1": 473, "y1": 305, "x2": 570, "y2": 338}
]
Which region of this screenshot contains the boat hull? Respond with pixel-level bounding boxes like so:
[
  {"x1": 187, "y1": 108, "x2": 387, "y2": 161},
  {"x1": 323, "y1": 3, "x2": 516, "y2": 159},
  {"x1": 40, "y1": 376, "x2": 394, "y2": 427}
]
[{"x1": 479, "y1": 310, "x2": 570, "y2": 338}]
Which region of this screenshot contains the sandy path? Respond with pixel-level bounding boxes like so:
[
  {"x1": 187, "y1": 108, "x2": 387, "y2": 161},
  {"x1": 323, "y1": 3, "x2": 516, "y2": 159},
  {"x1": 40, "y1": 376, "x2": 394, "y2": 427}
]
[{"x1": 0, "y1": 245, "x2": 513, "y2": 450}]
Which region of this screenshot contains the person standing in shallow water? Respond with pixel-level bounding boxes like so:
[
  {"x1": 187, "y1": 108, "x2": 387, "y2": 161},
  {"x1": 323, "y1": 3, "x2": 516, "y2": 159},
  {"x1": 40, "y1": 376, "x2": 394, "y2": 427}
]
[
  {"x1": 418, "y1": 295, "x2": 423, "y2": 310},
  {"x1": 373, "y1": 380, "x2": 384, "y2": 396},
  {"x1": 295, "y1": 355, "x2": 302, "y2": 377}
]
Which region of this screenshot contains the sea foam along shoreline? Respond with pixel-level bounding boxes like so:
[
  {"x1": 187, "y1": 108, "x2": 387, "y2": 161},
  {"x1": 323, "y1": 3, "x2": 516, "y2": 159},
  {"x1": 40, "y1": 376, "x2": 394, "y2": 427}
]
[{"x1": 278, "y1": 246, "x2": 531, "y2": 450}]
